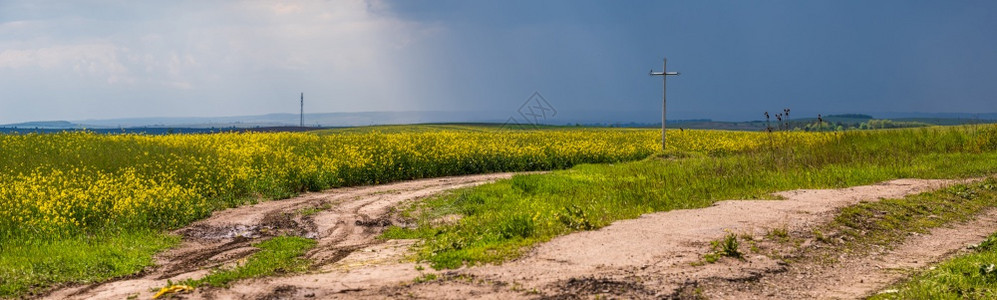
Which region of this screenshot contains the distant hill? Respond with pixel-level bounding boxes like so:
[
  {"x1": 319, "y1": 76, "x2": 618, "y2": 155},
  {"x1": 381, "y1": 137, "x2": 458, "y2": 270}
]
[
  {"x1": 68, "y1": 110, "x2": 665, "y2": 128},
  {"x1": 2, "y1": 110, "x2": 995, "y2": 132},
  {"x1": 871, "y1": 112, "x2": 997, "y2": 120},
  {"x1": 0, "y1": 120, "x2": 80, "y2": 129},
  {"x1": 71, "y1": 111, "x2": 509, "y2": 129},
  {"x1": 825, "y1": 114, "x2": 873, "y2": 120}
]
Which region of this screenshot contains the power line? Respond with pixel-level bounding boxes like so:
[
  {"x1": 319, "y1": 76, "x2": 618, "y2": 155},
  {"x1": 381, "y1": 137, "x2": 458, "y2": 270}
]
[{"x1": 649, "y1": 57, "x2": 680, "y2": 151}]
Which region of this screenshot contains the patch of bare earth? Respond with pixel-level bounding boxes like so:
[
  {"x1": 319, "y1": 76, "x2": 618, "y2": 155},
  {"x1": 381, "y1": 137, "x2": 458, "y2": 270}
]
[
  {"x1": 341, "y1": 178, "x2": 987, "y2": 299},
  {"x1": 42, "y1": 173, "x2": 518, "y2": 300},
  {"x1": 44, "y1": 177, "x2": 992, "y2": 300},
  {"x1": 696, "y1": 208, "x2": 997, "y2": 299}
]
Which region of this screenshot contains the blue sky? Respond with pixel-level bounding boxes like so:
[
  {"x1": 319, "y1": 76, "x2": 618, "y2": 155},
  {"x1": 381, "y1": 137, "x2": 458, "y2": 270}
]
[{"x1": 1, "y1": 1, "x2": 995, "y2": 123}]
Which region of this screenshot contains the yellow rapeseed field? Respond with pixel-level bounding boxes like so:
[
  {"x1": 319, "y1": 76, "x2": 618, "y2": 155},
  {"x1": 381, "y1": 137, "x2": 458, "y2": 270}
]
[{"x1": 0, "y1": 128, "x2": 834, "y2": 242}]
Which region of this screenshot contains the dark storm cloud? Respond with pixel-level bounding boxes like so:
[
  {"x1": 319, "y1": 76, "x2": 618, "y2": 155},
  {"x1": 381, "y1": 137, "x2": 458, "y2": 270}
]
[{"x1": 1, "y1": 1, "x2": 995, "y2": 123}]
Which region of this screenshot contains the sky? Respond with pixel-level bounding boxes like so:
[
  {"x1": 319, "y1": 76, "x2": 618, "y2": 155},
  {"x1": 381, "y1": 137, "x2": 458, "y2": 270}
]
[{"x1": 1, "y1": 0, "x2": 996, "y2": 124}]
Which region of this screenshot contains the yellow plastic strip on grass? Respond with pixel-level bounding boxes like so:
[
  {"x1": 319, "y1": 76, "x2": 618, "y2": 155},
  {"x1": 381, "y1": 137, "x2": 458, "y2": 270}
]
[{"x1": 152, "y1": 284, "x2": 193, "y2": 299}]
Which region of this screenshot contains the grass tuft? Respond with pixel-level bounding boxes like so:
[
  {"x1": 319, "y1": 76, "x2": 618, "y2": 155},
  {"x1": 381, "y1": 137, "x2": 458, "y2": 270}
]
[
  {"x1": 703, "y1": 233, "x2": 744, "y2": 263},
  {"x1": 181, "y1": 236, "x2": 316, "y2": 288}
]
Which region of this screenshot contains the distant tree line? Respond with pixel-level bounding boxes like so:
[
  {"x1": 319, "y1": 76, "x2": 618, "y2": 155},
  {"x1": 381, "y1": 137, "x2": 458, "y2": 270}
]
[
  {"x1": 858, "y1": 119, "x2": 930, "y2": 130},
  {"x1": 799, "y1": 119, "x2": 930, "y2": 132}
]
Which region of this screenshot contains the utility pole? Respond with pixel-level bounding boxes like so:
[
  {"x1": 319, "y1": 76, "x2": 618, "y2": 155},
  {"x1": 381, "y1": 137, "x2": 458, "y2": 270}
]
[
  {"x1": 650, "y1": 57, "x2": 680, "y2": 151},
  {"x1": 300, "y1": 92, "x2": 304, "y2": 127}
]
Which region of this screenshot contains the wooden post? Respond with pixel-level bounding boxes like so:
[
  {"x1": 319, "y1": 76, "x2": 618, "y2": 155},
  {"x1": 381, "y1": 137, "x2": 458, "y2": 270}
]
[{"x1": 650, "y1": 57, "x2": 680, "y2": 151}]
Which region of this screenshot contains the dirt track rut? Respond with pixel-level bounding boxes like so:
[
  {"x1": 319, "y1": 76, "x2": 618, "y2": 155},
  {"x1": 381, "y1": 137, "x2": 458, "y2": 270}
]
[
  {"x1": 698, "y1": 208, "x2": 997, "y2": 299},
  {"x1": 44, "y1": 176, "x2": 993, "y2": 299},
  {"x1": 43, "y1": 173, "x2": 517, "y2": 300},
  {"x1": 341, "y1": 178, "x2": 986, "y2": 299}
]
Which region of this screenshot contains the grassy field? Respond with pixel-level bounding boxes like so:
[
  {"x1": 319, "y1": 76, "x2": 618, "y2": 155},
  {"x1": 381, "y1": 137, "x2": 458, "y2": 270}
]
[
  {"x1": 0, "y1": 127, "x2": 660, "y2": 240},
  {"x1": 384, "y1": 126, "x2": 997, "y2": 268},
  {"x1": 0, "y1": 125, "x2": 786, "y2": 297},
  {"x1": 1, "y1": 124, "x2": 995, "y2": 297}
]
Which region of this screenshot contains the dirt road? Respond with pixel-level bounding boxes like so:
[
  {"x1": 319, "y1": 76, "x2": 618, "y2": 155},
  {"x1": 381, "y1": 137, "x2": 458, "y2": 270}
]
[
  {"x1": 45, "y1": 176, "x2": 994, "y2": 299},
  {"x1": 698, "y1": 208, "x2": 997, "y2": 299},
  {"x1": 348, "y1": 178, "x2": 990, "y2": 299},
  {"x1": 44, "y1": 173, "x2": 518, "y2": 300}
]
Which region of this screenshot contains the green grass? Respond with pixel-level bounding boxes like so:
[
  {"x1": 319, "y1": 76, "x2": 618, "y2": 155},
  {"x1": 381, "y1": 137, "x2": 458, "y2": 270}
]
[
  {"x1": 298, "y1": 203, "x2": 332, "y2": 217},
  {"x1": 0, "y1": 230, "x2": 179, "y2": 297},
  {"x1": 827, "y1": 179, "x2": 997, "y2": 251},
  {"x1": 384, "y1": 126, "x2": 997, "y2": 269},
  {"x1": 2, "y1": 125, "x2": 994, "y2": 297},
  {"x1": 853, "y1": 181, "x2": 997, "y2": 300},
  {"x1": 181, "y1": 236, "x2": 316, "y2": 288},
  {"x1": 767, "y1": 176, "x2": 997, "y2": 299},
  {"x1": 870, "y1": 233, "x2": 997, "y2": 299},
  {"x1": 775, "y1": 178, "x2": 997, "y2": 265},
  {"x1": 702, "y1": 233, "x2": 743, "y2": 263},
  {"x1": 0, "y1": 126, "x2": 661, "y2": 297}
]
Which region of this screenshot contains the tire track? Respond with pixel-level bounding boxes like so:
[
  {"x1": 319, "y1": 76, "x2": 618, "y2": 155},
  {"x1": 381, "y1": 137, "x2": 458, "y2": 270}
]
[
  {"x1": 335, "y1": 178, "x2": 981, "y2": 299},
  {"x1": 43, "y1": 172, "x2": 518, "y2": 300}
]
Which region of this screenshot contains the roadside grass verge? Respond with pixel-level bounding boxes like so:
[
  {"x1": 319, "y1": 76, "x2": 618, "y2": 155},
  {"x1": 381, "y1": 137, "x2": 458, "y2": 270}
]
[
  {"x1": 847, "y1": 181, "x2": 997, "y2": 299},
  {"x1": 693, "y1": 179, "x2": 997, "y2": 267},
  {"x1": 0, "y1": 230, "x2": 178, "y2": 297},
  {"x1": 180, "y1": 236, "x2": 316, "y2": 288},
  {"x1": 383, "y1": 126, "x2": 997, "y2": 269},
  {"x1": 869, "y1": 233, "x2": 997, "y2": 299},
  {"x1": 826, "y1": 179, "x2": 997, "y2": 252}
]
